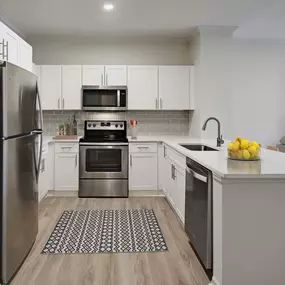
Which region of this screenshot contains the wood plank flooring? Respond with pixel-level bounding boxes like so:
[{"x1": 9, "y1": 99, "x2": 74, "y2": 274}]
[{"x1": 11, "y1": 197, "x2": 209, "y2": 285}]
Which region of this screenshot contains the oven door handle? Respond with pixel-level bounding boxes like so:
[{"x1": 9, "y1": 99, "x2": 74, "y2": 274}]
[
  {"x1": 186, "y1": 166, "x2": 207, "y2": 183},
  {"x1": 79, "y1": 142, "x2": 129, "y2": 146}
]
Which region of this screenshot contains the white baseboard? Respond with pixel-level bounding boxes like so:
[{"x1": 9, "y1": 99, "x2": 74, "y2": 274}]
[
  {"x1": 209, "y1": 276, "x2": 221, "y2": 285},
  {"x1": 129, "y1": 190, "x2": 164, "y2": 197},
  {"x1": 47, "y1": 190, "x2": 164, "y2": 198},
  {"x1": 48, "y1": 190, "x2": 79, "y2": 197}
]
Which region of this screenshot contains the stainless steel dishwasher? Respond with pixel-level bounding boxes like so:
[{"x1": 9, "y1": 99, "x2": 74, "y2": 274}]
[{"x1": 185, "y1": 157, "x2": 213, "y2": 272}]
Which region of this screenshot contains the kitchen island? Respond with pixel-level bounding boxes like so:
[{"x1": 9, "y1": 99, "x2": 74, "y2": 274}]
[{"x1": 130, "y1": 136, "x2": 285, "y2": 285}]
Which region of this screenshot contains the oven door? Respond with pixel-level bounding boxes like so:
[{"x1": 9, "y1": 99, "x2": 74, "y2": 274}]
[
  {"x1": 79, "y1": 143, "x2": 128, "y2": 179},
  {"x1": 82, "y1": 86, "x2": 127, "y2": 111}
]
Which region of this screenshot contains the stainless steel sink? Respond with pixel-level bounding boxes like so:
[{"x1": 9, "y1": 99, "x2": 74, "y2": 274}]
[{"x1": 179, "y1": 144, "x2": 218, "y2": 151}]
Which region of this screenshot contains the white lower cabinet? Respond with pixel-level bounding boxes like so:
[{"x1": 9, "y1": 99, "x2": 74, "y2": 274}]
[
  {"x1": 172, "y1": 163, "x2": 186, "y2": 223},
  {"x1": 158, "y1": 143, "x2": 167, "y2": 194},
  {"x1": 129, "y1": 143, "x2": 158, "y2": 190},
  {"x1": 54, "y1": 144, "x2": 79, "y2": 191},
  {"x1": 162, "y1": 144, "x2": 186, "y2": 224}
]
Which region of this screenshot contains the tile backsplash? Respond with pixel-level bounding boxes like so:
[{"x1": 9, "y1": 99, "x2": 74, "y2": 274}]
[{"x1": 43, "y1": 110, "x2": 192, "y2": 136}]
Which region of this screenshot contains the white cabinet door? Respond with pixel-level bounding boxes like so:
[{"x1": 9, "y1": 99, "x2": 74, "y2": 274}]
[
  {"x1": 2, "y1": 28, "x2": 18, "y2": 66},
  {"x1": 82, "y1": 65, "x2": 104, "y2": 85},
  {"x1": 159, "y1": 66, "x2": 190, "y2": 110},
  {"x1": 129, "y1": 153, "x2": 158, "y2": 190},
  {"x1": 166, "y1": 159, "x2": 175, "y2": 206},
  {"x1": 158, "y1": 143, "x2": 167, "y2": 194},
  {"x1": 105, "y1": 65, "x2": 127, "y2": 85},
  {"x1": 40, "y1": 65, "x2": 62, "y2": 110},
  {"x1": 18, "y1": 40, "x2": 33, "y2": 72},
  {"x1": 54, "y1": 153, "x2": 78, "y2": 191},
  {"x1": 174, "y1": 166, "x2": 186, "y2": 223},
  {"x1": 127, "y1": 66, "x2": 158, "y2": 110},
  {"x1": 62, "y1": 65, "x2": 82, "y2": 110}
]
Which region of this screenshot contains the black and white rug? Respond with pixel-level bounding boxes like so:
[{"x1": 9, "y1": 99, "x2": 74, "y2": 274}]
[{"x1": 42, "y1": 209, "x2": 168, "y2": 254}]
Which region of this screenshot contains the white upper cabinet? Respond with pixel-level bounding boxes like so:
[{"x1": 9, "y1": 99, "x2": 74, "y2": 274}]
[
  {"x1": 105, "y1": 66, "x2": 127, "y2": 85},
  {"x1": 40, "y1": 65, "x2": 62, "y2": 110},
  {"x1": 62, "y1": 66, "x2": 82, "y2": 110},
  {"x1": 159, "y1": 66, "x2": 190, "y2": 110},
  {"x1": 0, "y1": 21, "x2": 33, "y2": 72},
  {"x1": 2, "y1": 27, "x2": 18, "y2": 66},
  {"x1": 82, "y1": 65, "x2": 104, "y2": 85},
  {"x1": 18, "y1": 40, "x2": 33, "y2": 72},
  {"x1": 127, "y1": 66, "x2": 159, "y2": 110}
]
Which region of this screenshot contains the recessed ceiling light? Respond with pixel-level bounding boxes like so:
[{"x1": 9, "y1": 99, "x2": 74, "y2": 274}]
[{"x1": 103, "y1": 3, "x2": 114, "y2": 11}]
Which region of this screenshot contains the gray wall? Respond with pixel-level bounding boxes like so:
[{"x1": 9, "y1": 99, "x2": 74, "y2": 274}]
[{"x1": 31, "y1": 37, "x2": 191, "y2": 65}]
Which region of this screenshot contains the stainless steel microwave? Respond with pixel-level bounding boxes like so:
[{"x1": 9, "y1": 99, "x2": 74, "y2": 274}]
[{"x1": 82, "y1": 86, "x2": 127, "y2": 111}]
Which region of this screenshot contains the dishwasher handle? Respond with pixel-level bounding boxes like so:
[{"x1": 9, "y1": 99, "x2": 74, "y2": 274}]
[{"x1": 186, "y1": 166, "x2": 208, "y2": 183}]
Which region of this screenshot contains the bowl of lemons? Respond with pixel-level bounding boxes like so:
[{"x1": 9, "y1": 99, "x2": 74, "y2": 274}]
[{"x1": 228, "y1": 137, "x2": 261, "y2": 161}]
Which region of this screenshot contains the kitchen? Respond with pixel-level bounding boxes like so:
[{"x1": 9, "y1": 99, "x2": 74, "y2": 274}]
[{"x1": 1, "y1": 1, "x2": 285, "y2": 285}]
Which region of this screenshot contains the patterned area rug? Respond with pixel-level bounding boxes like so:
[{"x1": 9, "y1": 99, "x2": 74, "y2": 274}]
[{"x1": 42, "y1": 209, "x2": 168, "y2": 254}]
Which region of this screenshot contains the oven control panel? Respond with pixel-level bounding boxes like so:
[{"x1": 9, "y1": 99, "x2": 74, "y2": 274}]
[{"x1": 86, "y1": 121, "x2": 125, "y2": 130}]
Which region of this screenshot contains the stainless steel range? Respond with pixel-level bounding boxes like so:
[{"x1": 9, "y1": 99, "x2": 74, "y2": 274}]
[{"x1": 79, "y1": 120, "x2": 129, "y2": 198}]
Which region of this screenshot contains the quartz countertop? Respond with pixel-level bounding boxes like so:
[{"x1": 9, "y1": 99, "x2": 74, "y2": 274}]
[
  {"x1": 129, "y1": 136, "x2": 285, "y2": 179},
  {"x1": 43, "y1": 134, "x2": 285, "y2": 179},
  {"x1": 43, "y1": 136, "x2": 82, "y2": 144}
]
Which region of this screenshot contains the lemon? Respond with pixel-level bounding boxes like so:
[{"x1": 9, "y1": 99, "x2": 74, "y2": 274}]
[
  {"x1": 252, "y1": 141, "x2": 260, "y2": 150},
  {"x1": 241, "y1": 139, "x2": 249, "y2": 150},
  {"x1": 228, "y1": 142, "x2": 234, "y2": 150},
  {"x1": 230, "y1": 150, "x2": 238, "y2": 159},
  {"x1": 250, "y1": 153, "x2": 256, "y2": 160},
  {"x1": 231, "y1": 141, "x2": 240, "y2": 151},
  {"x1": 236, "y1": 136, "x2": 242, "y2": 143},
  {"x1": 243, "y1": 149, "x2": 250, "y2": 160},
  {"x1": 248, "y1": 145, "x2": 257, "y2": 155},
  {"x1": 237, "y1": 150, "x2": 243, "y2": 159}
]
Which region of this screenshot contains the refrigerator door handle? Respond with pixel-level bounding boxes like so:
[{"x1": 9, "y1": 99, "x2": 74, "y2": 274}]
[
  {"x1": 35, "y1": 83, "x2": 43, "y2": 181},
  {"x1": 36, "y1": 82, "x2": 44, "y2": 131}
]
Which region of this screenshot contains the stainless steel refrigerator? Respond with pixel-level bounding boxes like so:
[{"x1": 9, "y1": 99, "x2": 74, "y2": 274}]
[{"x1": 0, "y1": 61, "x2": 43, "y2": 285}]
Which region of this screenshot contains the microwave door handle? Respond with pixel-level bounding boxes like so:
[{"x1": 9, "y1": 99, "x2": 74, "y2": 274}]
[
  {"x1": 117, "y1": 90, "x2": 120, "y2": 107},
  {"x1": 186, "y1": 167, "x2": 208, "y2": 183}
]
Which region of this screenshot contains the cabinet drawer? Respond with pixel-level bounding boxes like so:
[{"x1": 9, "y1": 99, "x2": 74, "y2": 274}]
[
  {"x1": 130, "y1": 143, "x2": 157, "y2": 153},
  {"x1": 55, "y1": 143, "x2": 79, "y2": 153},
  {"x1": 165, "y1": 144, "x2": 186, "y2": 168}
]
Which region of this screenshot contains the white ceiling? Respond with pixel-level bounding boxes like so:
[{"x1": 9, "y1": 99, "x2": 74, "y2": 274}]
[{"x1": 0, "y1": 0, "x2": 269, "y2": 38}]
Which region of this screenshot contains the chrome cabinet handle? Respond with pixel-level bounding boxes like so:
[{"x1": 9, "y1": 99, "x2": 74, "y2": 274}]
[
  {"x1": 0, "y1": 39, "x2": 8, "y2": 60},
  {"x1": 106, "y1": 74, "x2": 108, "y2": 85},
  {"x1": 101, "y1": 74, "x2": 103, "y2": 85},
  {"x1": 155, "y1": 98, "x2": 158, "y2": 109},
  {"x1": 130, "y1": 154, "x2": 133, "y2": 166},
  {"x1": 160, "y1": 98, "x2": 162, "y2": 109},
  {"x1": 0, "y1": 39, "x2": 4, "y2": 59},
  {"x1": 58, "y1": 98, "x2": 60, "y2": 109},
  {"x1": 75, "y1": 154, "x2": 77, "y2": 168},
  {"x1": 62, "y1": 98, "x2": 65, "y2": 109},
  {"x1": 163, "y1": 145, "x2": 166, "y2": 157},
  {"x1": 173, "y1": 165, "x2": 176, "y2": 180},
  {"x1": 5, "y1": 41, "x2": 8, "y2": 61}
]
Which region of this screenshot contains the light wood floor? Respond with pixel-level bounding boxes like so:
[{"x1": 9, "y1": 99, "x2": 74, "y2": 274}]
[{"x1": 11, "y1": 197, "x2": 209, "y2": 285}]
